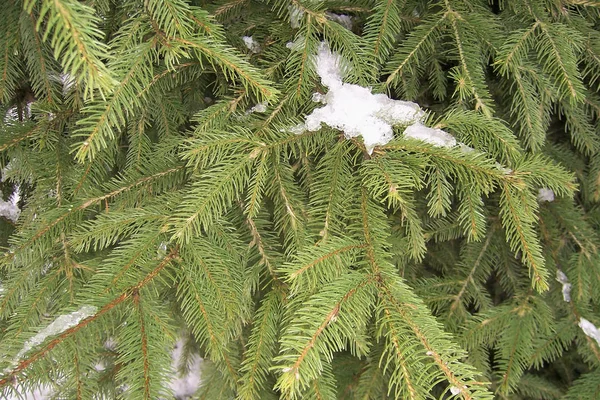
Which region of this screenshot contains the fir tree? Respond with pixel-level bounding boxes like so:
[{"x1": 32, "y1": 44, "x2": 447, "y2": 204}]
[{"x1": 0, "y1": 0, "x2": 600, "y2": 399}]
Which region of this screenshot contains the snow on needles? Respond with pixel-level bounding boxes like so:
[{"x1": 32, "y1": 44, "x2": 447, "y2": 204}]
[
  {"x1": 404, "y1": 123, "x2": 456, "y2": 148},
  {"x1": 242, "y1": 36, "x2": 261, "y2": 54},
  {"x1": 556, "y1": 270, "x2": 571, "y2": 302},
  {"x1": 294, "y1": 43, "x2": 459, "y2": 154},
  {"x1": 15, "y1": 305, "x2": 97, "y2": 362},
  {"x1": 537, "y1": 188, "x2": 555, "y2": 202},
  {"x1": 555, "y1": 271, "x2": 600, "y2": 346},
  {"x1": 169, "y1": 339, "x2": 202, "y2": 398},
  {"x1": 0, "y1": 191, "x2": 20, "y2": 223},
  {"x1": 579, "y1": 318, "x2": 600, "y2": 346}
]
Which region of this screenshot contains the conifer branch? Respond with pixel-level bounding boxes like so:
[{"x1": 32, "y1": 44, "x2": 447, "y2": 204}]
[{"x1": 0, "y1": 249, "x2": 178, "y2": 387}]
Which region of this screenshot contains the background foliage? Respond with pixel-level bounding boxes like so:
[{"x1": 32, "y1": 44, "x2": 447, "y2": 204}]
[{"x1": 1, "y1": 0, "x2": 600, "y2": 399}]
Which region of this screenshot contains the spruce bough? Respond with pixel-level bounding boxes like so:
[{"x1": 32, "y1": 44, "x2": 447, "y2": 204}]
[{"x1": 0, "y1": 0, "x2": 599, "y2": 398}]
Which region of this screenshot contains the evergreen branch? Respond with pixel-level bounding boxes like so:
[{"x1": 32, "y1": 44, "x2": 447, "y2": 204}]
[
  {"x1": 244, "y1": 213, "x2": 278, "y2": 279},
  {"x1": 275, "y1": 272, "x2": 375, "y2": 398},
  {"x1": 0, "y1": 165, "x2": 184, "y2": 270},
  {"x1": 170, "y1": 157, "x2": 254, "y2": 243},
  {"x1": 190, "y1": 92, "x2": 246, "y2": 133},
  {"x1": 26, "y1": 0, "x2": 115, "y2": 99},
  {"x1": 449, "y1": 228, "x2": 494, "y2": 317},
  {"x1": 176, "y1": 37, "x2": 279, "y2": 101},
  {"x1": 0, "y1": 249, "x2": 178, "y2": 387},
  {"x1": 361, "y1": 155, "x2": 426, "y2": 260},
  {"x1": 0, "y1": 2, "x2": 21, "y2": 102},
  {"x1": 377, "y1": 277, "x2": 493, "y2": 400},
  {"x1": 244, "y1": 151, "x2": 269, "y2": 218},
  {"x1": 281, "y1": 238, "x2": 366, "y2": 294},
  {"x1": 457, "y1": 184, "x2": 486, "y2": 241},
  {"x1": 0, "y1": 124, "x2": 42, "y2": 152},
  {"x1": 438, "y1": 110, "x2": 522, "y2": 165},
  {"x1": 309, "y1": 141, "x2": 356, "y2": 241},
  {"x1": 505, "y1": 69, "x2": 547, "y2": 151},
  {"x1": 287, "y1": 15, "x2": 318, "y2": 103},
  {"x1": 269, "y1": 157, "x2": 307, "y2": 252},
  {"x1": 364, "y1": 0, "x2": 405, "y2": 63},
  {"x1": 499, "y1": 182, "x2": 548, "y2": 291},
  {"x1": 384, "y1": 13, "x2": 447, "y2": 87},
  {"x1": 20, "y1": 12, "x2": 59, "y2": 104},
  {"x1": 237, "y1": 290, "x2": 283, "y2": 400},
  {"x1": 495, "y1": 23, "x2": 540, "y2": 77},
  {"x1": 73, "y1": 39, "x2": 157, "y2": 162},
  {"x1": 447, "y1": 12, "x2": 492, "y2": 115},
  {"x1": 537, "y1": 22, "x2": 585, "y2": 103},
  {"x1": 132, "y1": 294, "x2": 151, "y2": 399}
]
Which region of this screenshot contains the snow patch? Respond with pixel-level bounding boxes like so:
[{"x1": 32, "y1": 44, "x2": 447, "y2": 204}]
[
  {"x1": 537, "y1": 188, "x2": 555, "y2": 202},
  {"x1": 555, "y1": 271, "x2": 600, "y2": 345},
  {"x1": 311, "y1": 92, "x2": 326, "y2": 103},
  {"x1": 169, "y1": 339, "x2": 202, "y2": 398},
  {"x1": 286, "y1": 35, "x2": 305, "y2": 52},
  {"x1": 403, "y1": 122, "x2": 456, "y2": 148},
  {"x1": 459, "y1": 144, "x2": 475, "y2": 153},
  {"x1": 60, "y1": 73, "x2": 75, "y2": 94},
  {"x1": 556, "y1": 270, "x2": 571, "y2": 302},
  {"x1": 242, "y1": 36, "x2": 261, "y2": 54},
  {"x1": 248, "y1": 102, "x2": 268, "y2": 114},
  {"x1": 289, "y1": 5, "x2": 304, "y2": 28},
  {"x1": 495, "y1": 163, "x2": 513, "y2": 175},
  {"x1": 0, "y1": 188, "x2": 20, "y2": 223},
  {"x1": 296, "y1": 43, "x2": 425, "y2": 153},
  {"x1": 579, "y1": 318, "x2": 600, "y2": 346},
  {"x1": 15, "y1": 305, "x2": 97, "y2": 361},
  {"x1": 326, "y1": 12, "x2": 353, "y2": 30},
  {"x1": 4, "y1": 384, "x2": 54, "y2": 400}
]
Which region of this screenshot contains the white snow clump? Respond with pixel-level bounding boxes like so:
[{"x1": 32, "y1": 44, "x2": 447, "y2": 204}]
[
  {"x1": 0, "y1": 162, "x2": 21, "y2": 222},
  {"x1": 556, "y1": 270, "x2": 571, "y2": 302},
  {"x1": 450, "y1": 386, "x2": 461, "y2": 395},
  {"x1": 248, "y1": 102, "x2": 268, "y2": 114},
  {"x1": 169, "y1": 338, "x2": 203, "y2": 398},
  {"x1": 403, "y1": 122, "x2": 457, "y2": 148},
  {"x1": 326, "y1": 12, "x2": 353, "y2": 30},
  {"x1": 289, "y1": 5, "x2": 304, "y2": 29},
  {"x1": 0, "y1": 189, "x2": 20, "y2": 223},
  {"x1": 299, "y1": 43, "x2": 428, "y2": 153},
  {"x1": 242, "y1": 36, "x2": 261, "y2": 54},
  {"x1": 579, "y1": 318, "x2": 600, "y2": 346},
  {"x1": 286, "y1": 35, "x2": 305, "y2": 52},
  {"x1": 15, "y1": 305, "x2": 97, "y2": 361},
  {"x1": 554, "y1": 271, "x2": 600, "y2": 346},
  {"x1": 537, "y1": 188, "x2": 555, "y2": 202}
]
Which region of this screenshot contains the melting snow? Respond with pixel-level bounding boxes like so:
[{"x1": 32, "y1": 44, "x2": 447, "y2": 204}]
[
  {"x1": 311, "y1": 92, "x2": 326, "y2": 103},
  {"x1": 242, "y1": 36, "x2": 261, "y2": 54},
  {"x1": 0, "y1": 163, "x2": 21, "y2": 223},
  {"x1": 537, "y1": 188, "x2": 555, "y2": 202},
  {"x1": 556, "y1": 270, "x2": 571, "y2": 302},
  {"x1": 326, "y1": 12, "x2": 353, "y2": 30},
  {"x1": 248, "y1": 102, "x2": 268, "y2": 114},
  {"x1": 403, "y1": 123, "x2": 456, "y2": 148},
  {"x1": 3, "y1": 384, "x2": 53, "y2": 400},
  {"x1": 289, "y1": 5, "x2": 304, "y2": 29},
  {"x1": 169, "y1": 339, "x2": 203, "y2": 398},
  {"x1": 579, "y1": 318, "x2": 600, "y2": 346},
  {"x1": 555, "y1": 271, "x2": 600, "y2": 345},
  {"x1": 0, "y1": 193, "x2": 20, "y2": 223},
  {"x1": 286, "y1": 35, "x2": 305, "y2": 51},
  {"x1": 15, "y1": 305, "x2": 97, "y2": 361},
  {"x1": 298, "y1": 43, "x2": 428, "y2": 153}
]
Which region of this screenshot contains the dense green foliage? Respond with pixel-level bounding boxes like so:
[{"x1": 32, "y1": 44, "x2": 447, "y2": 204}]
[{"x1": 1, "y1": 0, "x2": 600, "y2": 398}]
